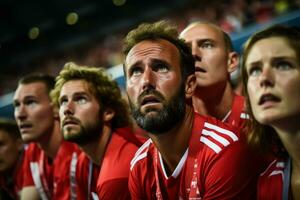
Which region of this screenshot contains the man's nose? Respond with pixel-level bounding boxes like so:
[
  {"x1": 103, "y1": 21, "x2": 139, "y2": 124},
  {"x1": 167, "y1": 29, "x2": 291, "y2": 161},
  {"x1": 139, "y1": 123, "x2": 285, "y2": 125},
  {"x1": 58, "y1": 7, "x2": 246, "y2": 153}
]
[
  {"x1": 15, "y1": 104, "x2": 27, "y2": 121},
  {"x1": 141, "y1": 67, "x2": 156, "y2": 91},
  {"x1": 191, "y1": 43, "x2": 201, "y2": 62},
  {"x1": 62, "y1": 101, "x2": 75, "y2": 116}
]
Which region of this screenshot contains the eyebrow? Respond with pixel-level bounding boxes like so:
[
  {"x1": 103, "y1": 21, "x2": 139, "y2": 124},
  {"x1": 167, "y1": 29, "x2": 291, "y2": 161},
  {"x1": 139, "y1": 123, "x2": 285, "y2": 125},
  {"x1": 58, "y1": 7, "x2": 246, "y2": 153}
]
[
  {"x1": 128, "y1": 60, "x2": 143, "y2": 69},
  {"x1": 151, "y1": 58, "x2": 171, "y2": 67},
  {"x1": 59, "y1": 91, "x2": 88, "y2": 100}
]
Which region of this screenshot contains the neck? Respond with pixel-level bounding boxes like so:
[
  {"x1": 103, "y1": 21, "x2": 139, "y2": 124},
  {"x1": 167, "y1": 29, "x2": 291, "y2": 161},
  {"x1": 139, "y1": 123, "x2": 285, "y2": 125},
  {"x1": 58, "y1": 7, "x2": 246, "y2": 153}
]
[
  {"x1": 193, "y1": 82, "x2": 234, "y2": 120},
  {"x1": 273, "y1": 115, "x2": 300, "y2": 200},
  {"x1": 37, "y1": 120, "x2": 62, "y2": 159},
  {"x1": 80, "y1": 125, "x2": 112, "y2": 166},
  {"x1": 274, "y1": 116, "x2": 300, "y2": 169},
  {"x1": 149, "y1": 104, "x2": 194, "y2": 174}
]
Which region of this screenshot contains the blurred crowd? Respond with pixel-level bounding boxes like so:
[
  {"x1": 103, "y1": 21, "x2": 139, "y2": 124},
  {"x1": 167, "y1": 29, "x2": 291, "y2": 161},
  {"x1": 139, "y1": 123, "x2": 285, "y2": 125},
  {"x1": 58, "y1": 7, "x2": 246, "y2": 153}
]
[{"x1": 0, "y1": 0, "x2": 299, "y2": 95}]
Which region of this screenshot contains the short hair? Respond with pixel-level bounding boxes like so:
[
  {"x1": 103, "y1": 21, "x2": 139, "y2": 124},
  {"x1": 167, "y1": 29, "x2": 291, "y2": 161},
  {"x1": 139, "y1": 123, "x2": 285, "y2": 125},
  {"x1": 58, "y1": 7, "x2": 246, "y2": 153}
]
[
  {"x1": 241, "y1": 25, "x2": 300, "y2": 156},
  {"x1": 0, "y1": 118, "x2": 20, "y2": 140},
  {"x1": 123, "y1": 20, "x2": 195, "y2": 83},
  {"x1": 18, "y1": 73, "x2": 55, "y2": 95},
  {"x1": 51, "y1": 62, "x2": 130, "y2": 128},
  {"x1": 180, "y1": 21, "x2": 234, "y2": 52}
]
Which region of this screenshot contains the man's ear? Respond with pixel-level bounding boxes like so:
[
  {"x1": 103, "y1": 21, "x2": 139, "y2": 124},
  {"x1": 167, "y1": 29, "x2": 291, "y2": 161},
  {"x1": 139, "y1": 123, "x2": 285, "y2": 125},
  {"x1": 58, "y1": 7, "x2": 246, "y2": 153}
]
[
  {"x1": 103, "y1": 108, "x2": 115, "y2": 122},
  {"x1": 185, "y1": 74, "x2": 197, "y2": 99},
  {"x1": 227, "y1": 51, "x2": 239, "y2": 73}
]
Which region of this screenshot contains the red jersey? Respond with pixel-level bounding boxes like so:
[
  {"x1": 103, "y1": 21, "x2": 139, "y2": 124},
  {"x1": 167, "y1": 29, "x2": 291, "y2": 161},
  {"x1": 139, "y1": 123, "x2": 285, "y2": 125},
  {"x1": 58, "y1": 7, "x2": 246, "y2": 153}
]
[
  {"x1": 129, "y1": 113, "x2": 260, "y2": 200},
  {"x1": 74, "y1": 127, "x2": 143, "y2": 200},
  {"x1": 0, "y1": 150, "x2": 25, "y2": 199},
  {"x1": 96, "y1": 127, "x2": 143, "y2": 200},
  {"x1": 74, "y1": 152, "x2": 100, "y2": 200},
  {"x1": 224, "y1": 94, "x2": 249, "y2": 129},
  {"x1": 257, "y1": 158, "x2": 291, "y2": 200},
  {"x1": 22, "y1": 141, "x2": 80, "y2": 200}
]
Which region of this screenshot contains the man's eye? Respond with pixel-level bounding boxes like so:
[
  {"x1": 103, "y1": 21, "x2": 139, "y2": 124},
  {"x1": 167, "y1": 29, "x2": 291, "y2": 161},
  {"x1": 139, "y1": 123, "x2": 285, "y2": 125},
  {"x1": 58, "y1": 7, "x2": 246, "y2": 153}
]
[
  {"x1": 130, "y1": 67, "x2": 143, "y2": 77},
  {"x1": 76, "y1": 97, "x2": 87, "y2": 105},
  {"x1": 59, "y1": 99, "x2": 67, "y2": 106},
  {"x1": 13, "y1": 102, "x2": 20, "y2": 109},
  {"x1": 26, "y1": 100, "x2": 37, "y2": 107},
  {"x1": 248, "y1": 66, "x2": 262, "y2": 77},
  {"x1": 157, "y1": 65, "x2": 168, "y2": 73},
  {"x1": 201, "y1": 42, "x2": 213, "y2": 49}
]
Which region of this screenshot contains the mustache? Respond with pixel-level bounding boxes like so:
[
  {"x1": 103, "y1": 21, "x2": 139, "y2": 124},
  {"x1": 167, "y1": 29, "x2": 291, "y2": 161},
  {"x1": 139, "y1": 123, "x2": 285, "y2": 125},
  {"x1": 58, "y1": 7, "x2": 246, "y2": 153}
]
[
  {"x1": 62, "y1": 116, "x2": 81, "y2": 126},
  {"x1": 137, "y1": 87, "x2": 165, "y2": 105}
]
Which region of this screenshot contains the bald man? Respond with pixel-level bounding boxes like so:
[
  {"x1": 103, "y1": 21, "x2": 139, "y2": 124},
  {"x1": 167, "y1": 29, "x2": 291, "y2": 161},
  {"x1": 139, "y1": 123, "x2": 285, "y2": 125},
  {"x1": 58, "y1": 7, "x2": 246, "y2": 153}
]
[{"x1": 180, "y1": 22, "x2": 248, "y2": 129}]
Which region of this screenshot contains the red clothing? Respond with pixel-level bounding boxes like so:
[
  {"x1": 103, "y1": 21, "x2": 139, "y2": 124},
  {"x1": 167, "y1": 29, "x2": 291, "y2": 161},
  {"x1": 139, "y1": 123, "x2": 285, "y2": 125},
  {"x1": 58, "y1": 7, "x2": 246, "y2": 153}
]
[
  {"x1": 74, "y1": 152, "x2": 100, "y2": 200},
  {"x1": 0, "y1": 150, "x2": 25, "y2": 199},
  {"x1": 224, "y1": 94, "x2": 248, "y2": 129},
  {"x1": 257, "y1": 158, "x2": 288, "y2": 200},
  {"x1": 74, "y1": 127, "x2": 143, "y2": 200},
  {"x1": 129, "y1": 113, "x2": 260, "y2": 200},
  {"x1": 96, "y1": 127, "x2": 143, "y2": 200},
  {"x1": 22, "y1": 141, "x2": 80, "y2": 200}
]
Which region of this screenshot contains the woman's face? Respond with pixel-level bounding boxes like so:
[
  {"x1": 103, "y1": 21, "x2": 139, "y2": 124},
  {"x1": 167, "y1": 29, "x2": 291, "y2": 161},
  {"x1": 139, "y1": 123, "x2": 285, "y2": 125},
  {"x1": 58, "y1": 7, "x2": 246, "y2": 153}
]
[{"x1": 246, "y1": 37, "x2": 300, "y2": 126}]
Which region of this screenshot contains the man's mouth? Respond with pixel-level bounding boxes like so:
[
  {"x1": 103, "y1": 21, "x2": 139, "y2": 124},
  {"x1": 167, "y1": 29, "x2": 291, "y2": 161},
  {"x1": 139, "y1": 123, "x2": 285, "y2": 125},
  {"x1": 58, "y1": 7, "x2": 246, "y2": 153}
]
[
  {"x1": 63, "y1": 118, "x2": 79, "y2": 126},
  {"x1": 141, "y1": 95, "x2": 161, "y2": 106},
  {"x1": 19, "y1": 123, "x2": 33, "y2": 130},
  {"x1": 195, "y1": 67, "x2": 206, "y2": 73}
]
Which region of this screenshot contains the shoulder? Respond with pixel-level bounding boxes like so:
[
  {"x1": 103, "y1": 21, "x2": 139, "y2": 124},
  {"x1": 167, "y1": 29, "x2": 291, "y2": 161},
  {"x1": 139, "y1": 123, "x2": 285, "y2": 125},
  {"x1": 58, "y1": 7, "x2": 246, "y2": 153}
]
[
  {"x1": 23, "y1": 143, "x2": 42, "y2": 161},
  {"x1": 257, "y1": 159, "x2": 285, "y2": 200},
  {"x1": 259, "y1": 159, "x2": 285, "y2": 182},
  {"x1": 130, "y1": 139, "x2": 153, "y2": 171},
  {"x1": 112, "y1": 127, "x2": 144, "y2": 148},
  {"x1": 194, "y1": 114, "x2": 240, "y2": 154}
]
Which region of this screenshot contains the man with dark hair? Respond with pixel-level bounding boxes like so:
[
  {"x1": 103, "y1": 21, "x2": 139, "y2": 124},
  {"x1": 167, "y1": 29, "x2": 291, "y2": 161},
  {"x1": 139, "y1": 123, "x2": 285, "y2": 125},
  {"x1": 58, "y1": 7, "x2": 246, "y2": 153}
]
[
  {"x1": 13, "y1": 74, "x2": 80, "y2": 200},
  {"x1": 51, "y1": 62, "x2": 143, "y2": 199},
  {"x1": 123, "y1": 20, "x2": 260, "y2": 199},
  {"x1": 0, "y1": 118, "x2": 24, "y2": 200},
  {"x1": 180, "y1": 22, "x2": 248, "y2": 129}
]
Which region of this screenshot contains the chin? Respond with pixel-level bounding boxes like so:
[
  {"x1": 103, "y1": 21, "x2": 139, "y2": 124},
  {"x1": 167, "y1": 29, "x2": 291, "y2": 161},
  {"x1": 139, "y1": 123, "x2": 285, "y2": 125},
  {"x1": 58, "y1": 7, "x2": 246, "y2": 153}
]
[
  {"x1": 256, "y1": 113, "x2": 283, "y2": 126},
  {"x1": 21, "y1": 135, "x2": 35, "y2": 144}
]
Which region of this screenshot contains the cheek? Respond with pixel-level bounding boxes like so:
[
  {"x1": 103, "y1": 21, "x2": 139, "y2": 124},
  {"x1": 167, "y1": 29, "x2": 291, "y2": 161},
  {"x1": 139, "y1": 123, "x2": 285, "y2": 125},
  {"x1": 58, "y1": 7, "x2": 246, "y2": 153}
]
[{"x1": 126, "y1": 86, "x2": 137, "y2": 100}]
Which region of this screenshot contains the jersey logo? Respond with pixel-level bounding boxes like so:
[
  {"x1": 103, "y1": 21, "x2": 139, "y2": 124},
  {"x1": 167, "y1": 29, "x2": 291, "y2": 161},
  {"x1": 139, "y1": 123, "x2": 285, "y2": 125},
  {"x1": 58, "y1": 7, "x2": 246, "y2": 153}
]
[
  {"x1": 130, "y1": 139, "x2": 152, "y2": 170},
  {"x1": 200, "y1": 122, "x2": 238, "y2": 153}
]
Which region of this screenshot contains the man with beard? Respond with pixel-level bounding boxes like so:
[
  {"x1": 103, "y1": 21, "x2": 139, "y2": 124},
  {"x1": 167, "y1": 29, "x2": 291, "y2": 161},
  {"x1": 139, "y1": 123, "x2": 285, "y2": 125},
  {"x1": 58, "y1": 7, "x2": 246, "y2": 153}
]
[
  {"x1": 179, "y1": 22, "x2": 248, "y2": 129},
  {"x1": 13, "y1": 74, "x2": 80, "y2": 200},
  {"x1": 123, "y1": 20, "x2": 261, "y2": 199},
  {"x1": 51, "y1": 62, "x2": 143, "y2": 199}
]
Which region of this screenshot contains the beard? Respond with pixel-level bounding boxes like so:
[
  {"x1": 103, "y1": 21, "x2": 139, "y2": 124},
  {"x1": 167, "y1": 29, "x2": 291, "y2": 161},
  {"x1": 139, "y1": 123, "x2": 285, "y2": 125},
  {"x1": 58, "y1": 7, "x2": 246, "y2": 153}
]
[
  {"x1": 128, "y1": 84, "x2": 186, "y2": 134},
  {"x1": 62, "y1": 116, "x2": 102, "y2": 145}
]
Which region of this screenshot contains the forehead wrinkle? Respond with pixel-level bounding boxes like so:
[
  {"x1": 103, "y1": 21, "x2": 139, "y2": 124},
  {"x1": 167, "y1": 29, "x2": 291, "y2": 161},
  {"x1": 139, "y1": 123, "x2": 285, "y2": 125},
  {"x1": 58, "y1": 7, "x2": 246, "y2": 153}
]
[{"x1": 127, "y1": 45, "x2": 165, "y2": 64}]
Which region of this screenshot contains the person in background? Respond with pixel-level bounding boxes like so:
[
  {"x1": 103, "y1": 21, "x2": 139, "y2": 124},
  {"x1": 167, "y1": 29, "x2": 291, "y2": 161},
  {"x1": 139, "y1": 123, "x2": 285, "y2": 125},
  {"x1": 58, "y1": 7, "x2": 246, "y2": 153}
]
[
  {"x1": 51, "y1": 62, "x2": 143, "y2": 199},
  {"x1": 242, "y1": 25, "x2": 300, "y2": 200},
  {"x1": 123, "y1": 20, "x2": 260, "y2": 199},
  {"x1": 0, "y1": 118, "x2": 24, "y2": 200},
  {"x1": 180, "y1": 22, "x2": 248, "y2": 129},
  {"x1": 13, "y1": 74, "x2": 80, "y2": 200}
]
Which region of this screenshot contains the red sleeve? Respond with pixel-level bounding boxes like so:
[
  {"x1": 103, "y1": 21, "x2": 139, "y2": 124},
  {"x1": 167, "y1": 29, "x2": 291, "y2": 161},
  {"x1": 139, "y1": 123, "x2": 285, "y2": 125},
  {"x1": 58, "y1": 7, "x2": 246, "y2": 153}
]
[
  {"x1": 128, "y1": 167, "x2": 143, "y2": 200},
  {"x1": 202, "y1": 139, "x2": 259, "y2": 200}
]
